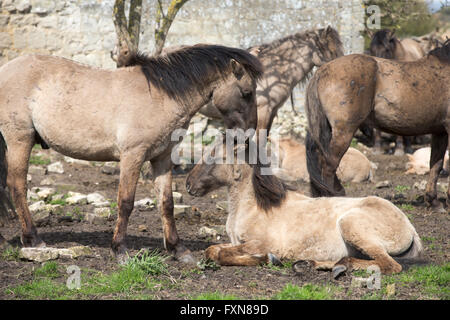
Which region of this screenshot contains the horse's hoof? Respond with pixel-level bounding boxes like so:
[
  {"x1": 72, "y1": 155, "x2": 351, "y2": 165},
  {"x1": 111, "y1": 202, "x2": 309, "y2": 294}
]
[
  {"x1": 174, "y1": 245, "x2": 197, "y2": 265},
  {"x1": 110, "y1": 245, "x2": 130, "y2": 265},
  {"x1": 332, "y1": 265, "x2": 347, "y2": 279},
  {"x1": 292, "y1": 260, "x2": 315, "y2": 273},
  {"x1": 268, "y1": 253, "x2": 282, "y2": 266},
  {"x1": 21, "y1": 234, "x2": 46, "y2": 248}
]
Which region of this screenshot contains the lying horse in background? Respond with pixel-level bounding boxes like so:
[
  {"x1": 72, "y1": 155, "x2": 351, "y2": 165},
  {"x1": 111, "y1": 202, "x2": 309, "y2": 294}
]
[
  {"x1": 272, "y1": 137, "x2": 375, "y2": 183},
  {"x1": 185, "y1": 142, "x2": 422, "y2": 275},
  {"x1": 367, "y1": 29, "x2": 427, "y2": 155},
  {"x1": 199, "y1": 26, "x2": 344, "y2": 134},
  {"x1": 0, "y1": 44, "x2": 263, "y2": 263},
  {"x1": 306, "y1": 41, "x2": 450, "y2": 212}
]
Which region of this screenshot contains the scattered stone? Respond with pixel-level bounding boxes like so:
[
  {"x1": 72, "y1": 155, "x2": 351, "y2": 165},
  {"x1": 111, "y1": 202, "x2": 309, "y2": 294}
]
[
  {"x1": 216, "y1": 201, "x2": 228, "y2": 211},
  {"x1": 29, "y1": 201, "x2": 47, "y2": 213},
  {"x1": 27, "y1": 189, "x2": 39, "y2": 201},
  {"x1": 40, "y1": 177, "x2": 56, "y2": 186},
  {"x1": 47, "y1": 161, "x2": 64, "y2": 174},
  {"x1": 134, "y1": 198, "x2": 156, "y2": 209},
  {"x1": 51, "y1": 194, "x2": 64, "y2": 201},
  {"x1": 376, "y1": 180, "x2": 391, "y2": 189},
  {"x1": 20, "y1": 246, "x2": 93, "y2": 262},
  {"x1": 27, "y1": 174, "x2": 32, "y2": 182},
  {"x1": 36, "y1": 187, "x2": 56, "y2": 200},
  {"x1": 198, "y1": 226, "x2": 218, "y2": 238},
  {"x1": 174, "y1": 205, "x2": 191, "y2": 218},
  {"x1": 350, "y1": 277, "x2": 367, "y2": 288},
  {"x1": 101, "y1": 164, "x2": 119, "y2": 175},
  {"x1": 437, "y1": 182, "x2": 448, "y2": 193},
  {"x1": 87, "y1": 192, "x2": 106, "y2": 204},
  {"x1": 172, "y1": 192, "x2": 183, "y2": 204},
  {"x1": 65, "y1": 192, "x2": 87, "y2": 205},
  {"x1": 172, "y1": 182, "x2": 177, "y2": 191},
  {"x1": 32, "y1": 210, "x2": 51, "y2": 227},
  {"x1": 63, "y1": 156, "x2": 90, "y2": 166},
  {"x1": 413, "y1": 180, "x2": 427, "y2": 191},
  {"x1": 28, "y1": 165, "x2": 46, "y2": 175},
  {"x1": 20, "y1": 247, "x2": 59, "y2": 263},
  {"x1": 85, "y1": 208, "x2": 114, "y2": 224}
]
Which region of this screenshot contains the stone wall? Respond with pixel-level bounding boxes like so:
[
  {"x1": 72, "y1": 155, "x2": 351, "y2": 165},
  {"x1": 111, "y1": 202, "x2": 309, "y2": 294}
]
[{"x1": 0, "y1": 0, "x2": 366, "y2": 136}]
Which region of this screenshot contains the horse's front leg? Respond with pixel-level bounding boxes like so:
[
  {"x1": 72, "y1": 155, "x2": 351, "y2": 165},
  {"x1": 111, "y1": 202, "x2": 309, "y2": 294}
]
[
  {"x1": 152, "y1": 156, "x2": 196, "y2": 264},
  {"x1": 111, "y1": 150, "x2": 146, "y2": 263},
  {"x1": 425, "y1": 133, "x2": 447, "y2": 213}
]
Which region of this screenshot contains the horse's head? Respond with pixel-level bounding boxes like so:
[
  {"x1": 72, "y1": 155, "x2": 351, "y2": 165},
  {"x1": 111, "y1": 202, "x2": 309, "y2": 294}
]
[
  {"x1": 186, "y1": 140, "x2": 238, "y2": 197},
  {"x1": 312, "y1": 26, "x2": 344, "y2": 66},
  {"x1": 211, "y1": 57, "x2": 263, "y2": 132},
  {"x1": 369, "y1": 29, "x2": 397, "y2": 59}
]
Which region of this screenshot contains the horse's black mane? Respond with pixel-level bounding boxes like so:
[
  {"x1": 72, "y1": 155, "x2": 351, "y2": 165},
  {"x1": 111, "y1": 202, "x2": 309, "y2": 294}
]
[
  {"x1": 370, "y1": 29, "x2": 397, "y2": 59},
  {"x1": 251, "y1": 162, "x2": 296, "y2": 212},
  {"x1": 125, "y1": 45, "x2": 263, "y2": 102},
  {"x1": 429, "y1": 39, "x2": 450, "y2": 63}
]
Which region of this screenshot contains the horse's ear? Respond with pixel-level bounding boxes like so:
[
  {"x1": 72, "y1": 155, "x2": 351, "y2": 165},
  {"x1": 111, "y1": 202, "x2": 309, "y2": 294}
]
[
  {"x1": 326, "y1": 25, "x2": 333, "y2": 34},
  {"x1": 248, "y1": 47, "x2": 260, "y2": 57},
  {"x1": 230, "y1": 59, "x2": 244, "y2": 78},
  {"x1": 389, "y1": 29, "x2": 396, "y2": 39}
]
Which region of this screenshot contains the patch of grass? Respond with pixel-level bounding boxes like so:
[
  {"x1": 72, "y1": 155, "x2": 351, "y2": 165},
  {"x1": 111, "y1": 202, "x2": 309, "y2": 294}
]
[
  {"x1": 34, "y1": 261, "x2": 60, "y2": 279},
  {"x1": 350, "y1": 138, "x2": 358, "y2": 148},
  {"x1": 273, "y1": 283, "x2": 335, "y2": 300},
  {"x1": 7, "y1": 250, "x2": 174, "y2": 299},
  {"x1": 382, "y1": 263, "x2": 450, "y2": 299},
  {"x1": 29, "y1": 155, "x2": 51, "y2": 166},
  {"x1": 261, "y1": 260, "x2": 294, "y2": 274},
  {"x1": 399, "y1": 204, "x2": 414, "y2": 211},
  {"x1": 197, "y1": 258, "x2": 220, "y2": 271},
  {"x1": 193, "y1": 291, "x2": 239, "y2": 300},
  {"x1": 1, "y1": 246, "x2": 21, "y2": 261},
  {"x1": 394, "y1": 185, "x2": 410, "y2": 193}
]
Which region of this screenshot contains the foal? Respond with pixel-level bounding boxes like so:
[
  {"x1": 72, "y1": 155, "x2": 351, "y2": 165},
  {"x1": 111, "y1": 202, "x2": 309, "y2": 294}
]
[{"x1": 186, "y1": 142, "x2": 422, "y2": 275}]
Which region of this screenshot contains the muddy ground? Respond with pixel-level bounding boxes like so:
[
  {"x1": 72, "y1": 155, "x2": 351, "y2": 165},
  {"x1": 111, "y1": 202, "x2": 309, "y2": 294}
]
[{"x1": 0, "y1": 142, "x2": 448, "y2": 300}]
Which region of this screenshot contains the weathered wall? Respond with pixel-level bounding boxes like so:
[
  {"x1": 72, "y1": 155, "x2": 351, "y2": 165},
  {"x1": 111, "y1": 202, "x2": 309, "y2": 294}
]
[{"x1": 0, "y1": 0, "x2": 365, "y2": 136}]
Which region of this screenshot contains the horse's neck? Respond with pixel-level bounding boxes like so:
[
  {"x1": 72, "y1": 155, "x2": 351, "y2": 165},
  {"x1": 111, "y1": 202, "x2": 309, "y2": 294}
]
[{"x1": 258, "y1": 40, "x2": 316, "y2": 93}]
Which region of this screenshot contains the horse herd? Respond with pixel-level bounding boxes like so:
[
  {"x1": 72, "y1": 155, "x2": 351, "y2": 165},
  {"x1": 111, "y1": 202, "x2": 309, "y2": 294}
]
[{"x1": 0, "y1": 26, "x2": 448, "y2": 277}]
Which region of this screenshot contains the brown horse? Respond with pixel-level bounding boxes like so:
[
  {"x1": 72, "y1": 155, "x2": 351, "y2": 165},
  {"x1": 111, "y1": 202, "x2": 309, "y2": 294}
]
[
  {"x1": 199, "y1": 27, "x2": 344, "y2": 134},
  {"x1": 368, "y1": 29, "x2": 427, "y2": 155},
  {"x1": 305, "y1": 41, "x2": 450, "y2": 212},
  {"x1": 0, "y1": 44, "x2": 263, "y2": 263},
  {"x1": 185, "y1": 142, "x2": 422, "y2": 275}
]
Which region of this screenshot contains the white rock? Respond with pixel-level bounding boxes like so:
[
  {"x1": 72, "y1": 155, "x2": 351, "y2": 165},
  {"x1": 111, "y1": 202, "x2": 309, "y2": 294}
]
[
  {"x1": 174, "y1": 205, "x2": 191, "y2": 218},
  {"x1": 47, "y1": 162, "x2": 64, "y2": 174},
  {"x1": 65, "y1": 192, "x2": 87, "y2": 205},
  {"x1": 198, "y1": 226, "x2": 218, "y2": 238},
  {"x1": 36, "y1": 187, "x2": 56, "y2": 200},
  {"x1": 27, "y1": 174, "x2": 32, "y2": 182},
  {"x1": 134, "y1": 198, "x2": 156, "y2": 209},
  {"x1": 87, "y1": 192, "x2": 106, "y2": 204},
  {"x1": 63, "y1": 156, "x2": 90, "y2": 166},
  {"x1": 29, "y1": 201, "x2": 47, "y2": 213},
  {"x1": 28, "y1": 165, "x2": 46, "y2": 175},
  {"x1": 376, "y1": 180, "x2": 391, "y2": 189},
  {"x1": 20, "y1": 246, "x2": 93, "y2": 262},
  {"x1": 40, "y1": 177, "x2": 56, "y2": 186},
  {"x1": 172, "y1": 192, "x2": 183, "y2": 204},
  {"x1": 413, "y1": 180, "x2": 428, "y2": 191}
]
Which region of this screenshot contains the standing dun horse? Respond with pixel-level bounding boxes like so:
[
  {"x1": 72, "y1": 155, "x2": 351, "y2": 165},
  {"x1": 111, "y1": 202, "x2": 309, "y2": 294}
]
[
  {"x1": 186, "y1": 141, "x2": 422, "y2": 276},
  {"x1": 199, "y1": 26, "x2": 344, "y2": 133},
  {"x1": 306, "y1": 40, "x2": 450, "y2": 212},
  {"x1": 0, "y1": 44, "x2": 263, "y2": 263},
  {"x1": 367, "y1": 29, "x2": 427, "y2": 155}
]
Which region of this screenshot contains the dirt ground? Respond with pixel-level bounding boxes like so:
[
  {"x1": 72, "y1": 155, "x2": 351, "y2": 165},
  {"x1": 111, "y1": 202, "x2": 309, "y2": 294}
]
[{"x1": 0, "y1": 142, "x2": 448, "y2": 300}]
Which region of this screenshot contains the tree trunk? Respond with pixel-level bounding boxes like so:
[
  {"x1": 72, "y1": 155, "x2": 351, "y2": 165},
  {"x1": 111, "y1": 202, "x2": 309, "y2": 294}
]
[{"x1": 154, "y1": 0, "x2": 189, "y2": 55}]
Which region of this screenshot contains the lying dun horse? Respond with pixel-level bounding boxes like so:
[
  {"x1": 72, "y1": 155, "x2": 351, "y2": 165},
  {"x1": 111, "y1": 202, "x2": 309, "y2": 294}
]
[
  {"x1": 306, "y1": 40, "x2": 450, "y2": 212},
  {"x1": 272, "y1": 137, "x2": 375, "y2": 183},
  {"x1": 199, "y1": 26, "x2": 344, "y2": 134},
  {"x1": 186, "y1": 142, "x2": 422, "y2": 275},
  {"x1": 0, "y1": 44, "x2": 263, "y2": 263}
]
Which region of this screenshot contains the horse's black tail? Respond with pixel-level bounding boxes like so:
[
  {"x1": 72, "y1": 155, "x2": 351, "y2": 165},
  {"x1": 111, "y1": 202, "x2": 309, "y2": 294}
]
[
  {"x1": 305, "y1": 73, "x2": 340, "y2": 197},
  {"x1": 0, "y1": 132, "x2": 15, "y2": 225},
  {"x1": 393, "y1": 233, "x2": 426, "y2": 271}
]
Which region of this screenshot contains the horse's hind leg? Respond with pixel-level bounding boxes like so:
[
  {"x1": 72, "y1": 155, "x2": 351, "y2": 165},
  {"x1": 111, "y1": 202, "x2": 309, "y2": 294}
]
[
  {"x1": 425, "y1": 133, "x2": 448, "y2": 212},
  {"x1": 337, "y1": 214, "x2": 402, "y2": 275},
  {"x1": 111, "y1": 150, "x2": 146, "y2": 263},
  {"x1": 6, "y1": 137, "x2": 45, "y2": 247},
  {"x1": 205, "y1": 241, "x2": 269, "y2": 266}
]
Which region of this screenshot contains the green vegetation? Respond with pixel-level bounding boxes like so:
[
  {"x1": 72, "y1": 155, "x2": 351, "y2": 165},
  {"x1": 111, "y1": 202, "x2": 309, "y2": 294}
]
[
  {"x1": 1, "y1": 246, "x2": 21, "y2": 261},
  {"x1": 273, "y1": 283, "x2": 336, "y2": 300},
  {"x1": 193, "y1": 291, "x2": 239, "y2": 300},
  {"x1": 6, "y1": 250, "x2": 174, "y2": 300},
  {"x1": 395, "y1": 185, "x2": 411, "y2": 193},
  {"x1": 29, "y1": 155, "x2": 51, "y2": 165}
]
